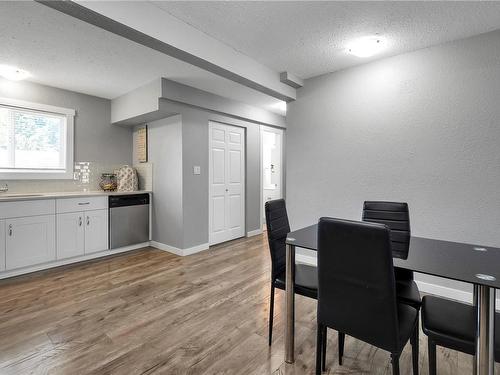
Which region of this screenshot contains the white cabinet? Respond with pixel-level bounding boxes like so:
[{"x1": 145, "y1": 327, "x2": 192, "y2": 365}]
[
  {"x1": 0, "y1": 220, "x2": 5, "y2": 271},
  {"x1": 57, "y1": 212, "x2": 85, "y2": 259},
  {"x1": 84, "y1": 209, "x2": 108, "y2": 254},
  {"x1": 6, "y1": 215, "x2": 56, "y2": 269},
  {"x1": 56, "y1": 209, "x2": 108, "y2": 259}
]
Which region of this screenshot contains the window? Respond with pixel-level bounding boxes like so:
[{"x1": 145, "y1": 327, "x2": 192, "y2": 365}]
[{"x1": 0, "y1": 98, "x2": 74, "y2": 179}]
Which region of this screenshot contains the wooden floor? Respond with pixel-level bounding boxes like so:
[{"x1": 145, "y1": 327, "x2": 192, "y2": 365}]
[{"x1": 0, "y1": 234, "x2": 495, "y2": 374}]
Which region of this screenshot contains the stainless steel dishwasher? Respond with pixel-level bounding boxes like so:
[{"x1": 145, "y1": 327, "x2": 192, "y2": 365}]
[{"x1": 109, "y1": 193, "x2": 150, "y2": 249}]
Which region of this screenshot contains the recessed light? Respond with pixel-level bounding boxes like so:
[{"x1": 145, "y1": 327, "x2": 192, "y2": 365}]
[
  {"x1": 347, "y1": 36, "x2": 386, "y2": 58},
  {"x1": 0, "y1": 65, "x2": 31, "y2": 81}
]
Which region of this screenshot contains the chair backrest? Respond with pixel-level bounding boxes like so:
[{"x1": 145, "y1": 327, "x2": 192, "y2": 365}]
[
  {"x1": 317, "y1": 217, "x2": 400, "y2": 353},
  {"x1": 362, "y1": 201, "x2": 412, "y2": 280},
  {"x1": 265, "y1": 199, "x2": 290, "y2": 280}
]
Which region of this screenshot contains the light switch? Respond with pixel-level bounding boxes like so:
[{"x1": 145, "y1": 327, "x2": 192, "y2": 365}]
[{"x1": 193, "y1": 166, "x2": 201, "y2": 175}]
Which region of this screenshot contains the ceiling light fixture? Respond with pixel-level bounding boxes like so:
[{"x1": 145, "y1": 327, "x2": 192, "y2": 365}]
[
  {"x1": 347, "y1": 36, "x2": 386, "y2": 58},
  {"x1": 0, "y1": 65, "x2": 31, "y2": 81}
]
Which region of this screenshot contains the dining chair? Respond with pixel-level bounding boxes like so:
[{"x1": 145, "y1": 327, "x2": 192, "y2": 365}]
[
  {"x1": 422, "y1": 295, "x2": 500, "y2": 375},
  {"x1": 316, "y1": 217, "x2": 419, "y2": 375},
  {"x1": 362, "y1": 201, "x2": 421, "y2": 309},
  {"x1": 264, "y1": 199, "x2": 317, "y2": 346}
]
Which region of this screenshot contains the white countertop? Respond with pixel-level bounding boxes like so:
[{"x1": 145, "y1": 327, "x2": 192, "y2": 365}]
[{"x1": 0, "y1": 190, "x2": 152, "y2": 202}]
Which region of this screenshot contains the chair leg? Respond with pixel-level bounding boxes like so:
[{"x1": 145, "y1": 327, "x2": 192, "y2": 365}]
[
  {"x1": 428, "y1": 338, "x2": 437, "y2": 375},
  {"x1": 316, "y1": 323, "x2": 323, "y2": 375},
  {"x1": 338, "y1": 332, "x2": 345, "y2": 365},
  {"x1": 321, "y1": 325, "x2": 327, "y2": 371},
  {"x1": 268, "y1": 284, "x2": 275, "y2": 346},
  {"x1": 391, "y1": 353, "x2": 400, "y2": 375},
  {"x1": 410, "y1": 318, "x2": 419, "y2": 375}
]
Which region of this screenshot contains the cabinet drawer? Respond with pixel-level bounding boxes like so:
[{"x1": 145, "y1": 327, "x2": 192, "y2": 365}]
[
  {"x1": 56, "y1": 196, "x2": 108, "y2": 213},
  {"x1": 0, "y1": 199, "x2": 55, "y2": 219}
]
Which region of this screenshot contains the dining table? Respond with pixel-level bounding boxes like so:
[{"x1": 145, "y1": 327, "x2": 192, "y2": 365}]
[{"x1": 285, "y1": 224, "x2": 500, "y2": 375}]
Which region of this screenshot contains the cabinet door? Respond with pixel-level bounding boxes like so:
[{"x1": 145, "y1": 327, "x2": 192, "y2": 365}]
[
  {"x1": 6, "y1": 215, "x2": 56, "y2": 269},
  {"x1": 57, "y1": 212, "x2": 84, "y2": 260},
  {"x1": 84, "y1": 209, "x2": 108, "y2": 254},
  {"x1": 0, "y1": 220, "x2": 5, "y2": 271}
]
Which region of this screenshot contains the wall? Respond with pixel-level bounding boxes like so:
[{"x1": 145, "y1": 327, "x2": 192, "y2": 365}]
[
  {"x1": 286, "y1": 30, "x2": 500, "y2": 295},
  {"x1": 135, "y1": 99, "x2": 263, "y2": 251},
  {"x1": 0, "y1": 78, "x2": 133, "y2": 191},
  {"x1": 147, "y1": 115, "x2": 184, "y2": 248}
]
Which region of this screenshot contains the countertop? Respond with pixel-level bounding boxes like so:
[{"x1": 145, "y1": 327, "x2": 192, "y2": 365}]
[{"x1": 0, "y1": 190, "x2": 152, "y2": 202}]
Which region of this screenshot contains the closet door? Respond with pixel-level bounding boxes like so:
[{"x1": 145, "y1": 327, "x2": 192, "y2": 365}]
[{"x1": 209, "y1": 122, "x2": 245, "y2": 245}]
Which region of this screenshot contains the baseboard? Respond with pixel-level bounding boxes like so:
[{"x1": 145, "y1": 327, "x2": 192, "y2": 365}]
[
  {"x1": 415, "y1": 280, "x2": 500, "y2": 307},
  {"x1": 246, "y1": 229, "x2": 263, "y2": 237},
  {"x1": 296, "y1": 253, "x2": 317, "y2": 266},
  {"x1": 150, "y1": 241, "x2": 209, "y2": 256},
  {"x1": 0, "y1": 242, "x2": 150, "y2": 280}
]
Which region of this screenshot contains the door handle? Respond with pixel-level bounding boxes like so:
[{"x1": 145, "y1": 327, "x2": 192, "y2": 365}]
[
  {"x1": 8, "y1": 224, "x2": 12, "y2": 236},
  {"x1": 225, "y1": 189, "x2": 228, "y2": 192},
  {"x1": 79, "y1": 217, "x2": 82, "y2": 226},
  {"x1": 78, "y1": 202, "x2": 90, "y2": 206},
  {"x1": 86, "y1": 216, "x2": 90, "y2": 226}
]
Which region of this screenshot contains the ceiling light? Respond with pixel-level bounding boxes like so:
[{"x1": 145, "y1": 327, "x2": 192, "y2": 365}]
[
  {"x1": 0, "y1": 65, "x2": 31, "y2": 81},
  {"x1": 347, "y1": 36, "x2": 386, "y2": 58}
]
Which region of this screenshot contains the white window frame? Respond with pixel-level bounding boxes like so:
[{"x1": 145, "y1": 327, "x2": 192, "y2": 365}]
[{"x1": 0, "y1": 97, "x2": 75, "y2": 180}]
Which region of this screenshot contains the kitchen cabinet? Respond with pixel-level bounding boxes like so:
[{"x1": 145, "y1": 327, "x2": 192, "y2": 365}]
[
  {"x1": 0, "y1": 220, "x2": 5, "y2": 271},
  {"x1": 84, "y1": 209, "x2": 108, "y2": 254},
  {"x1": 57, "y1": 212, "x2": 85, "y2": 259},
  {"x1": 56, "y1": 209, "x2": 108, "y2": 259},
  {"x1": 6, "y1": 215, "x2": 56, "y2": 269}
]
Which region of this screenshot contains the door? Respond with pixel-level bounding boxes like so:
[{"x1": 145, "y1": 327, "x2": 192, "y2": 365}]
[
  {"x1": 209, "y1": 122, "x2": 245, "y2": 245},
  {"x1": 261, "y1": 126, "x2": 283, "y2": 224},
  {"x1": 57, "y1": 212, "x2": 85, "y2": 259},
  {"x1": 6, "y1": 215, "x2": 56, "y2": 269},
  {"x1": 84, "y1": 209, "x2": 109, "y2": 254},
  {"x1": 0, "y1": 220, "x2": 5, "y2": 271}
]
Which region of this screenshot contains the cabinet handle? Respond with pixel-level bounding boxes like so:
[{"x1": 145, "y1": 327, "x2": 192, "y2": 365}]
[
  {"x1": 79, "y1": 217, "x2": 82, "y2": 226},
  {"x1": 78, "y1": 202, "x2": 90, "y2": 206},
  {"x1": 86, "y1": 216, "x2": 90, "y2": 226},
  {"x1": 8, "y1": 224, "x2": 12, "y2": 236}
]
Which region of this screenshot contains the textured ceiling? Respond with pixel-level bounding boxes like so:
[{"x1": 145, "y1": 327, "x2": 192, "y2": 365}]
[
  {"x1": 0, "y1": 1, "x2": 285, "y2": 113},
  {"x1": 154, "y1": 1, "x2": 500, "y2": 79}
]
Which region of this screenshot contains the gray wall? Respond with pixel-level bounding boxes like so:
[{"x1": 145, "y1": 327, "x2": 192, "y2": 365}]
[
  {"x1": 148, "y1": 115, "x2": 184, "y2": 248},
  {"x1": 286, "y1": 30, "x2": 500, "y2": 292},
  {"x1": 141, "y1": 99, "x2": 262, "y2": 249},
  {"x1": 0, "y1": 78, "x2": 132, "y2": 164}
]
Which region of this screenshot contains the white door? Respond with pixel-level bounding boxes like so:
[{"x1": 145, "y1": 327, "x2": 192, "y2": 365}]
[
  {"x1": 209, "y1": 122, "x2": 245, "y2": 245},
  {"x1": 6, "y1": 215, "x2": 56, "y2": 269},
  {"x1": 0, "y1": 220, "x2": 5, "y2": 271},
  {"x1": 261, "y1": 126, "x2": 283, "y2": 224},
  {"x1": 84, "y1": 209, "x2": 109, "y2": 254},
  {"x1": 57, "y1": 212, "x2": 85, "y2": 259}
]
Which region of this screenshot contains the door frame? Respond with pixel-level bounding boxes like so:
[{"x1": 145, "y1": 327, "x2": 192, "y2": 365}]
[
  {"x1": 208, "y1": 121, "x2": 246, "y2": 246},
  {"x1": 260, "y1": 125, "x2": 285, "y2": 230}
]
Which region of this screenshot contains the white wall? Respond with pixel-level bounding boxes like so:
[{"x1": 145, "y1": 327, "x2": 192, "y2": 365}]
[{"x1": 286, "y1": 30, "x2": 500, "y2": 296}]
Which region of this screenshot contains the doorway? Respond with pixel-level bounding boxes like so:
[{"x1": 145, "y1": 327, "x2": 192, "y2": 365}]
[
  {"x1": 209, "y1": 121, "x2": 246, "y2": 245},
  {"x1": 261, "y1": 126, "x2": 283, "y2": 227}
]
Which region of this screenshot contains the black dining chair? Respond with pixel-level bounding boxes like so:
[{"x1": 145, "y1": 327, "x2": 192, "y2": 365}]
[
  {"x1": 422, "y1": 295, "x2": 500, "y2": 375},
  {"x1": 264, "y1": 199, "x2": 318, "y2": 346},
  {"x1": 362, "y1": 201, "x2": 421, "y2": 310},
  {"x1": 316, "y1": 217, "x2": 419, "y2": 375}
]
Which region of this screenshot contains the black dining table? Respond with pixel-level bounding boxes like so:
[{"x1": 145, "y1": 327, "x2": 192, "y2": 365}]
[{"x1": 285, "y1": 224, "x2": 500, "y2": 375}]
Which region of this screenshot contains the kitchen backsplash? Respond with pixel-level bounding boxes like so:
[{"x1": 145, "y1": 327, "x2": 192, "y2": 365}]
[{"x1": 0, "y1": 162, "x2": 153, "y2": 194}]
